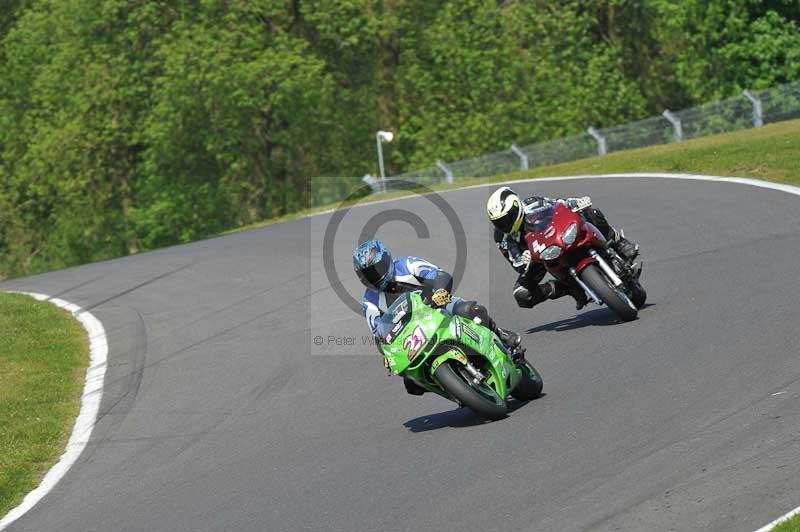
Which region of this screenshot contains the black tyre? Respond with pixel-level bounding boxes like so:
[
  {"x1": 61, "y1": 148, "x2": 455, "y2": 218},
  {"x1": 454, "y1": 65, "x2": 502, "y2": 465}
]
[
  {"x1": 510, "y1": 360, "x2": 543, "y2": 400},
  {"x1": 630, "y1": 281, "x2": 647, "y2": 309},
  {"x1": 580, "y1": 263, "x2": 638, "y2": 321},
  {"x1": 434, "y1": 361, "x2": 507, "y2": 420}
]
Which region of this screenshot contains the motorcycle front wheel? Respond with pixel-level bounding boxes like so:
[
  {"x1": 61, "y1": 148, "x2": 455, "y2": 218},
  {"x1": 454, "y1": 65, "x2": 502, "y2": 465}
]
[
  {"x1": 580, "y1": 263, "x2": 638, "y2": 321},
  {"x1": 434, "y1": 360, "x2": 507, "y2": 420}
]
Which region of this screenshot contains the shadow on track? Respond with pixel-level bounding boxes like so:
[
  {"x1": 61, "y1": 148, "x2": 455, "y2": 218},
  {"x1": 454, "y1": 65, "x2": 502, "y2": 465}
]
[
  {"x1": 525, "y1": 303, "x2": 655, "y2": 334},
  {"x1": 403, "y1": 396, "x2": 544, "y2": 433}
]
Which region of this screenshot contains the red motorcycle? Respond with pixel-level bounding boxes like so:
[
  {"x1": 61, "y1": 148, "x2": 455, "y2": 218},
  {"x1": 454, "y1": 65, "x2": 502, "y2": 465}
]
[{"x1": 523, "y1": 201, "x2": 646, "y2": 321}]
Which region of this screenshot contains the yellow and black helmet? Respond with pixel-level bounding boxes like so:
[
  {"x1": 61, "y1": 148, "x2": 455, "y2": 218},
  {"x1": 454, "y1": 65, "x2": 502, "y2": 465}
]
[{"x1": 486, "y1": 187, "x2": 524, "y2": 233}]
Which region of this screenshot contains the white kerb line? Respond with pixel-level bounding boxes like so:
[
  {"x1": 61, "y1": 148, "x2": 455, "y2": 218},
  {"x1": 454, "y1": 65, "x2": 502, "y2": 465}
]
[{"x1": 0, "y1": 292, "x2": 108, "y2": 531}]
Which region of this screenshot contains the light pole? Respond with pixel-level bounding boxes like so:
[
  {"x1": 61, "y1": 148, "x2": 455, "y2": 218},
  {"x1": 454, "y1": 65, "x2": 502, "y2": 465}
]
[{"x1": 376, "y1": 130, "x2": 393, "y2": 187}]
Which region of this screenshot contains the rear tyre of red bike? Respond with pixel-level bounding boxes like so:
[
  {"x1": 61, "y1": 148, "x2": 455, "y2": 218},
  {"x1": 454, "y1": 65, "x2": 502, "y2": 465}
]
[
  {"x1": 434, "y1": 361, "x2": 507, "y2": 420},
  {"x1": 580, "y1": 263, "x2": 638, "y2": 321}
]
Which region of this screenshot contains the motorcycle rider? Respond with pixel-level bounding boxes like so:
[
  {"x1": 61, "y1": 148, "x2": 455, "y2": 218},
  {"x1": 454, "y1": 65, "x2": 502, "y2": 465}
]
[
  {"x1": 353, "y1": 239, "x2": 524, "y2": 395},
  {"x1": 486, "y1": 186, "x2": 639, "y2": 310}
]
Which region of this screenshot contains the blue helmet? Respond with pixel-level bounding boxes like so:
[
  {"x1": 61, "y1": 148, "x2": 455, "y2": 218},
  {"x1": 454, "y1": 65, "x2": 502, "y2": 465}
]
[{"x1": 353, "y1": 240, "x2": 394, "y2": 291}]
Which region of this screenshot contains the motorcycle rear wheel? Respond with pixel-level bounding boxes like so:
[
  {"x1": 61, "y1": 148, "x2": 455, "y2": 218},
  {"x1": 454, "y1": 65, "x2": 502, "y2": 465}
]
[
  {"x1": 434, "y1": 361, "x2": 507, "y2": 420},
  {"x1": 510, "y1": 360, "x2": 543, "y2": 400},
  {"x1": 580, "y1": 263, "x2": 638, "y2": 321}
]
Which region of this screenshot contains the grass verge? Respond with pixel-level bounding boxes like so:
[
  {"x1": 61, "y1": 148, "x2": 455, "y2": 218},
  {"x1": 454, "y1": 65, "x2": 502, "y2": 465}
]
[
  {"x1": 771, "y1": 514, "x2": 800, "y2": 532},
  {"x1": 501, "y1": 118, "x2": 800, "y2": 185},
  {"x1": 229, "y1": 118, "x2": 800, "y2": 235},
  {"x1": 0, "y1": 293, "x2": 87, "y2": 518}
]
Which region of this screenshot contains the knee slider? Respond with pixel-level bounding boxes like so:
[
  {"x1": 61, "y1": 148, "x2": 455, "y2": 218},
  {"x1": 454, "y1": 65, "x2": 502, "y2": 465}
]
[
  {"x1": 451, "y1": 299, "x2": 474, "y2": 318},
  {"x1": 471, "y1": 302, "x2": 490, "y2": 323},
  {"x1": 452, "y1": 300, "x2": 489, "y2": 323},
  {"x1": 513, "y1": 285, "x2": 535, "y2": 308}
]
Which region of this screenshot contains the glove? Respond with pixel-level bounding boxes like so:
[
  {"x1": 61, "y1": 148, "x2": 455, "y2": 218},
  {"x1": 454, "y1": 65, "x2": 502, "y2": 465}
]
[
  {"x1": 521, "y1": 249, "x2": 531, "y2": 267},
  {"x1": 511, "y1": 249, "x2": 532, "y2": 270},
  {"x1": 567, "y1": 196, "x2": 592, "y2": 211},
  {"x1": 430, "y1": 288, "x2": 451, "y2": 308}
]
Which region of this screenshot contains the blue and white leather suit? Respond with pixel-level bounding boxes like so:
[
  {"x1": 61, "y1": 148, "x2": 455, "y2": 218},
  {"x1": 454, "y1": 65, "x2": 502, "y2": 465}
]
[{"x1": 361, "y1": 256, "x2": 460, "y2": 335}]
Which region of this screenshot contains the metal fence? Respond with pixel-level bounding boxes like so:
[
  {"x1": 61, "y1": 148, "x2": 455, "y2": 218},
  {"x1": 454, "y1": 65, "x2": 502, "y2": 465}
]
[{"x1": 364, "y1": 81, "x2": 800, "y2": 192}]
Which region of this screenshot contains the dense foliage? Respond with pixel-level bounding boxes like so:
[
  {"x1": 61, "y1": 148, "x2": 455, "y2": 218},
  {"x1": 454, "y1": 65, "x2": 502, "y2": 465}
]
[{"x1": 1, "y1": 0, "x2": 799, "y2": 278}]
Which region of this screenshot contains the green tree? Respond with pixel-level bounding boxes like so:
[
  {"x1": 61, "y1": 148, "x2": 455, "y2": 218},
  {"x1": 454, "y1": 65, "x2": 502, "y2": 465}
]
[{"x1": 1, "y1": 0, "x2": 799, "y2": 279}]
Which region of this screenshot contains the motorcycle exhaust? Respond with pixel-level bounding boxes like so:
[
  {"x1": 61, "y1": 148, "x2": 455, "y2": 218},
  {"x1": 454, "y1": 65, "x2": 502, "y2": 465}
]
[
  {"x1": 588, "y1": 249, "x2": 624, "y2": 287},
  {"x1": 569, "y1": 267, "x2": 602, "y2": 305}
]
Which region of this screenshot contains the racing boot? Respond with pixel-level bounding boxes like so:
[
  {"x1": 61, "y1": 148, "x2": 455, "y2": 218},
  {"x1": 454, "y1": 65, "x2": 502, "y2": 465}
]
[
  {"x1": 564, "y1": 283, "x2": 589, "y2": 310},
  {"x1": 609, "y1": 228, "x2": 639, "y2": 262},
  {"x1": 544, "y1": 280, "x2": 589, "y2": 310},
  {"x1": 495, "y1": 326, "x2": 526, "y2": 363}
]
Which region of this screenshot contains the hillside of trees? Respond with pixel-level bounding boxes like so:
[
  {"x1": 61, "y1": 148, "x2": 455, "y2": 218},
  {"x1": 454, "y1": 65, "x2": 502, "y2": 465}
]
[{"x1": 1, "y1": 0, "x2": 799, "y2": 279}]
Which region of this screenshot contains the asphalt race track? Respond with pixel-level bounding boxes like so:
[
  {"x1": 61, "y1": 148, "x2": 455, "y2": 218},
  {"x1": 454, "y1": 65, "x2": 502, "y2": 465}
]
[{"x1": 3, "y1": 175, "x2": 800, "y2": 532}]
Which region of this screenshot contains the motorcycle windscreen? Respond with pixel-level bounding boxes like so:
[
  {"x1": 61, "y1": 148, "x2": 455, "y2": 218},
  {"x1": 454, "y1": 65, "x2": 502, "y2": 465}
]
[
  {"x1": 375, "y1": 292, "x2": 414, "y2": 345},
  {"x1": 524, "y1": 205, "x2": 555, "y2": 233}
]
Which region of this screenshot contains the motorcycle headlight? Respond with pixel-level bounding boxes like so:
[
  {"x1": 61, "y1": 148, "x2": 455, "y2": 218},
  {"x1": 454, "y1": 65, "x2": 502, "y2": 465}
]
[
  {"x1": 562, "y1": 222, "x2": 578, "y2": 245},
  {"x1": 540, "y1": 245, "x2": 562, "y2": 261}
]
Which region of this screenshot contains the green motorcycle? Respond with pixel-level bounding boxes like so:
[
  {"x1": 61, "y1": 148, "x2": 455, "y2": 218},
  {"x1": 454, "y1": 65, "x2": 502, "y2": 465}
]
[{"x1": 376, "y1": 291, "x2": 543, "y2": 420}]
